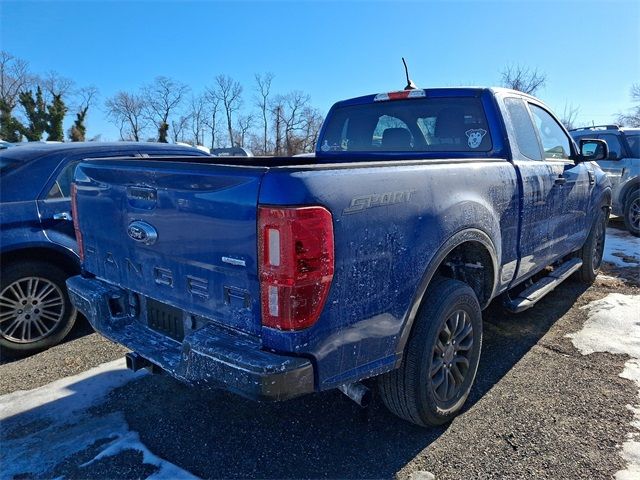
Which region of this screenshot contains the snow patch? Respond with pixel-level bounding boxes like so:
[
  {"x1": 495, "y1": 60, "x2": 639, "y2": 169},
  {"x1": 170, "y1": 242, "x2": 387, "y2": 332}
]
[
  {"x1": 604, "y1": 228, "x2": 640, "y2": 268},
  {"x1": 0, "y1": 358, "x2": 143, "y2": 421},
  {"x1": 567, "y1": 293, "x2": 640, "y2": 480},
  {"x1": 0, "y1": 359, "x2": 197, "y2": 480}
]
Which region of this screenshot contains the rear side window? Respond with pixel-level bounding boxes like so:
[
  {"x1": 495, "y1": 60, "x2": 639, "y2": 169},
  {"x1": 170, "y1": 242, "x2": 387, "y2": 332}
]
[
  {"x1": 46, "y1": 161, "x2": 78, "y2": 199},
  {"x1": 320, "y1": 97, "x2": 492, "y2": 153},
  {"x1": 598, "y1": 134, "x2": 623, "y2": 159},
  {"x1": 529, "y1": 104, "x2": 571, "y2": 160},
  {"x1": 504, "y1": 97, "x2": 542, "y2": 161},
  {"x1": 626, "y1": 134, "x2": 640, "y2": 157}
]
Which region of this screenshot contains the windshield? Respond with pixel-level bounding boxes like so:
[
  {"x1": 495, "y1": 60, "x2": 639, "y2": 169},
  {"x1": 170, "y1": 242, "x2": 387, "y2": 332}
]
[
  {"x1": 320, "y1": 97, "x2": 492, "y2": 154},
  {"x1": 626, "y1": 134, "x2": 640, "y2": 157}
]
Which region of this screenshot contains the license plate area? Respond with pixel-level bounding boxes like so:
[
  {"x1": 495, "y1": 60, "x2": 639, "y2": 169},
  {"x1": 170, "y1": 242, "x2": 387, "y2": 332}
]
[{"x1": 146, "y1": 297, "x2": 184, "y2": 341}]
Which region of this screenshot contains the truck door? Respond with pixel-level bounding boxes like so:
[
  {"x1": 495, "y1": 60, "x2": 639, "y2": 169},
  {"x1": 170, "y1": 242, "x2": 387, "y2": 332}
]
[
  {"x1": 502, "y1": 97, "x2": 560, "y2": 282},
  {"x1": 528, "y1": 103, "x2": 592, "y2": 258}
]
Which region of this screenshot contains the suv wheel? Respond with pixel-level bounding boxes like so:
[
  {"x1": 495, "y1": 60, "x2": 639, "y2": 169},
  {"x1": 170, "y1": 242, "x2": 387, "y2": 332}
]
[
  {"x1": 378, "y1": 278, "x2": 482, "y2": 427},
  {"x1": 0, "y1": 261, "x2": 77, "y2": 356},
  {"x1": 624, "y1": 190, "x2": 640, "y2": 237}
]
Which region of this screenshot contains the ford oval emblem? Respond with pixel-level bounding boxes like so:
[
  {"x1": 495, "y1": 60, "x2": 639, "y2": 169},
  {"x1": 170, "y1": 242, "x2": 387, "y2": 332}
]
[{"x1": 127, "y1": 221, "x2": 158, "y2": 245}]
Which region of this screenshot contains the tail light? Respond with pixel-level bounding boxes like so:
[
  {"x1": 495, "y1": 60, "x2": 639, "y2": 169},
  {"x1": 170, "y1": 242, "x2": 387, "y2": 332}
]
[
  {"x1": 258, "y1": 206, "x2": 334, "y2": 330},
  {"x1": 70, "y1": 183, "x2": 84, "y2": 262}
]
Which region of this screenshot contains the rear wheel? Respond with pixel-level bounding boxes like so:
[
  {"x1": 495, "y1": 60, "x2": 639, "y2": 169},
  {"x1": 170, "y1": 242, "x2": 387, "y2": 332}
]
[
  {"x1": 378, "y1": 278, "x2": 482, "y2": 427},
  {"x1": 576, "y1": 207, "x2": 608, "y2": 283},
  {"x1": 624, "y1": 190, "x2": 640, "y2": 237},
  {"x1": 0, "y1": 261, "x2": 77, "y2": 356}
]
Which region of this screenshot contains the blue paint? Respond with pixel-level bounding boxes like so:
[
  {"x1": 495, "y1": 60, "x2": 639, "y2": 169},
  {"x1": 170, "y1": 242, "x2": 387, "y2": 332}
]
[{"x1": 68, "y1": 89, "x2": 611, "y2": 397}]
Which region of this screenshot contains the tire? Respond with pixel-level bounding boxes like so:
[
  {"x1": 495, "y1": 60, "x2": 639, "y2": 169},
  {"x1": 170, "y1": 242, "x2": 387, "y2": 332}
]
[
  {"x1": 576, "y1": 207, "x2": 609, "y2": 283},
  {"x1": 623, "y1": 190, "x2": 640, "y2": 237},
  {"x1": 0, "y1": 260, "x2": 77, "y2": 356},
  {"x1": 378, "y1": 278, "x2": 482, "y2": 427}
]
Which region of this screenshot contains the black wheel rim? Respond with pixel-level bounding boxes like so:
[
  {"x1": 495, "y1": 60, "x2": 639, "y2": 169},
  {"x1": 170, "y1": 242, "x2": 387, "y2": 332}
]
[
  {"x1": 592, "y1": 217, "x2": 605, "y2": 269},
  {"x1": 430, "y1": 309, "x2": 474, "y2": 404},
  {"x1": 630, "y1": 198, "x2": 640, "y2": 231}
]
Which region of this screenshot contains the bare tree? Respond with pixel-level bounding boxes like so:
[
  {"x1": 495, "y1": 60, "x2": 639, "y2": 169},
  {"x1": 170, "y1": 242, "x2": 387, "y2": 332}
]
[
  {"x1": 281, "y1": 91, "x2": 311, "y2": 155},
  {"x1": 0, "y1": 51, "x2": 32, "y2": 141},
  {"x1": 559, "y1": 103, "x2": 580, "y2": 130},
  {"x1": 105, "y1": 91, "x2": 148, "y2": 141},
  {"x1": 300, "y1": 106, "x2": 324, "y2": 152},
  {"x1": 41, "y1": 70, "x2": 74, "y2": 100},
  {"x1": 500, "y1": 64, "x2": 546, "y2": 95},
  {"x1": 171, "y1": 114, "x2": 191, "y2": 143},
  {"x1": 254, "y1": 73, "x2": 274, "y2": 154},
  {"x1": 143, "y1": 76, "x2": 190, "y2": 142},
  {"x1": 210, "y1": 74, "x2": 243, "y2": 147},
  {"x1": 0, "y1": 51, "x2": 31, "y2": 111},
  {"x1": 203, "y1": 90, "x2": 221, "y2": 150},
  {"x1": 69, "y1": 86, "x2": 99, "y2": 141},
  {"x1": 270, "y1": 96, "x2": 284, "y2": 155},
  {"x1": 188, "y1": 93, "x2": 208, "y2": 146},
  {"x1": 617, "y1": 83, "x2": 640, "y2": 127},
  {"x1": 235, "y1": 113, "x2": 254, "y2": 148}
]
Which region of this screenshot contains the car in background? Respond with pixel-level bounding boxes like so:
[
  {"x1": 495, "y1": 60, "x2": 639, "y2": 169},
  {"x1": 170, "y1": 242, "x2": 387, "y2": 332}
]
[
  {"x1": 0, "y1": 142, "x2": 210, "y2": 356},
  {"x1": 570, "y1": 125, "x2": 640, "y2": 235},
  {"x1": 0, "y1": 140, "x2": 14, "y2": 149}
]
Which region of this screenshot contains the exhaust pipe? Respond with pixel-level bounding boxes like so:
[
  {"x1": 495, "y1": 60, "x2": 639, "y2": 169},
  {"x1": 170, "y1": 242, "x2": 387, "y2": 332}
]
[{"x1": 338, "y1": 382, "x2": 372, "y2": 408}]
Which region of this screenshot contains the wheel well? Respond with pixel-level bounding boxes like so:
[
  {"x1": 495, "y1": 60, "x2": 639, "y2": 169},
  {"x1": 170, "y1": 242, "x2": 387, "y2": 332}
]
[
  {"x1": 622, "y1": 182, "x2": 639, "y2": 207},
  {"x1": 434, "y1": 241, "x2": 495, "y2": 307},
  {"x1": 0, "y1": 247, "x2": 79, "y2": 277}
]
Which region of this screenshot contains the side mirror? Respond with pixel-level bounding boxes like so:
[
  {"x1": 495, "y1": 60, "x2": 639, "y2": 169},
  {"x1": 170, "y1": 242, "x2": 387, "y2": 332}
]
[{"x1": 579, "y1": 138, "x2": 608, "y2": 162}]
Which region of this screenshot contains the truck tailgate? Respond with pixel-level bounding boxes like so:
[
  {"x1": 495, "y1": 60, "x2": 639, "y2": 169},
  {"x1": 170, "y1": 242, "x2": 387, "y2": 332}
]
[{"x1": 74, "y1": 158, "x2": 267, "y2": 336}]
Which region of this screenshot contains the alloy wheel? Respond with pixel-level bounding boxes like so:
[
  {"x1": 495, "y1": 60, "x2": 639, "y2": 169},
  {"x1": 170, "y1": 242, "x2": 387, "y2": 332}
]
[{"x1": 0, "y1": 277, "x2": 66, "y2": 343}]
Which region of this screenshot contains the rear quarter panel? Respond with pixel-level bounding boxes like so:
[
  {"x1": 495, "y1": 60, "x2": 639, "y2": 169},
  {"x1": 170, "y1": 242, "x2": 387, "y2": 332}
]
[{"x1": 258, "y1": 160, "x2": 519, "y2": 389}]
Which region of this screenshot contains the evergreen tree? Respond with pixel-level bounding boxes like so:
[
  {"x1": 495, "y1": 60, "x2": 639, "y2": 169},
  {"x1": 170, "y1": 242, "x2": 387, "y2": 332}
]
[
  {"x1": 18, "y1": 86, "x2": 47, "y2": 141},
  {"x1": 69, "y1": 106, "x2": 88, "y2": 141},
  {"x1": 158, "y1": 121, "x2": 169, "y2": 143},
  {"x1": 0, "y1": 100, "x2": 22, "y2": 142},
  {"x1": 46, "y1": 93, "x2": 67, "y2": 141}
]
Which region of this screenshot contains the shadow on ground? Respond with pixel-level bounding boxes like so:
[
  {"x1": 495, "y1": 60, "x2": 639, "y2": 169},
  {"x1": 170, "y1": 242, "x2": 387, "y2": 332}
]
[
  {"x1": 80, "y1": 281, "x2": 589, "y2": 479},
  {"x1": 0, "y1": 314, "x2": 93, "y2": 365}
]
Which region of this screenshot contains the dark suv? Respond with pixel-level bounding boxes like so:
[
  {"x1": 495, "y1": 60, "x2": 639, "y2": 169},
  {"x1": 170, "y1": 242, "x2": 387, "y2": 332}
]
[
  {"x1": 0, "y1": 142, "x2": 210, "y2": 355},
  {"x1": 570, "y1": 125, "x2": 640, "y2": 235}
]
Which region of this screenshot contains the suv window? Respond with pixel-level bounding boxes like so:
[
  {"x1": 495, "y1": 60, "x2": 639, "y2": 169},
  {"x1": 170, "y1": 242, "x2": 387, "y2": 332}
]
[
  {"x1": 598, "y1": 133, "x2": 623, "y2": 159},
  {"x1": 626, "y1": 134, "x2": 640, "y2": 157},
  {"x1": 46, "y1": 161, "x2": 78, "y2": 199},
  {"x1": 529, "y1": 104, "x2": 571, "y2": 160},
  {"x1": 504, "y1": 97, "x2": 542, "y2": 160}
]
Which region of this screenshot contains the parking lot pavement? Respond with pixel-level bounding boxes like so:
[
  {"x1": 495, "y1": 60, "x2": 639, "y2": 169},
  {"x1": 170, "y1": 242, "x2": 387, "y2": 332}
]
[{"x1": 1, "y1": 225, "x2": 639, "y2": 480}]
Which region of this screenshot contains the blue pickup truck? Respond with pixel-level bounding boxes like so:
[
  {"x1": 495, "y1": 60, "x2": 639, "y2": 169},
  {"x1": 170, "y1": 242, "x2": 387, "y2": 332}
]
[{"x1": 67, "y1": 87, "x2": 611, "y2": 427}]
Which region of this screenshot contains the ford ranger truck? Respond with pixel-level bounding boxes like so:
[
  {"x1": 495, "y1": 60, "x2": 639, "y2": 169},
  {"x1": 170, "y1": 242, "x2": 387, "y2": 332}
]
[{"x1": 67, "y1": 88, "x2": 611, "y2": 427}]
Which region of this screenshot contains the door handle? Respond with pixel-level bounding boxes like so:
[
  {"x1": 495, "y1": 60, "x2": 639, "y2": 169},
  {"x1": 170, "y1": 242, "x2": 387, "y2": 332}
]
[
  {"x1": 554, "y1": 176, "x2": 567, "y2": 185},
  {"x1": 588, "y1": 170, "x2": 595, "y2": 185},
  {"x1": 53, "y1": 211, "x2": 73, "y2": 221}
]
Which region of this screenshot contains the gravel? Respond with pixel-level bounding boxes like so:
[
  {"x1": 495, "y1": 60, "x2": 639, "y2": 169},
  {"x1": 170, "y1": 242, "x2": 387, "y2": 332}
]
[{"x1": 1, "y1": 267, "x2": 638, "y2": 479}]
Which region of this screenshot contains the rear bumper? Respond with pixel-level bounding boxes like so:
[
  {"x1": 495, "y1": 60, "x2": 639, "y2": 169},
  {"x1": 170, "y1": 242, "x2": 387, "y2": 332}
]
[{"x1": 66, "y1": 275, "x2": 315, "y2": 401}]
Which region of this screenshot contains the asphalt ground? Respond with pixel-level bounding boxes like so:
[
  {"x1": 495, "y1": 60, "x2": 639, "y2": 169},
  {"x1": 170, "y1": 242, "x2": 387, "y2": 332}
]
[{"x1": 1, "y1": 223, "x2": 639, "y2": 479}]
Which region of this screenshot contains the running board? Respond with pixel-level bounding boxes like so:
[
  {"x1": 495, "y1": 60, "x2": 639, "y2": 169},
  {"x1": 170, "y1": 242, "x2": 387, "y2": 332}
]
[{"x1": 504, "y1": 258, "x2": 583, "y2": 313}]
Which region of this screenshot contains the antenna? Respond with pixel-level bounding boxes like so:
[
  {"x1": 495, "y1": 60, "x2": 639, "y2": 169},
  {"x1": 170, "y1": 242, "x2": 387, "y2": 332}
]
[{"x1": 402, "y1": 57, "x2": 417, "y2": 90}]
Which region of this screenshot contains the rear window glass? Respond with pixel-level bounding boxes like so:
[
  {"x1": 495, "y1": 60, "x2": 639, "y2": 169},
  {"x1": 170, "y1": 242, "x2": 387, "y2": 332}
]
[{"x1": 320, "y1": 97, "x2": 492, "y2": 153}]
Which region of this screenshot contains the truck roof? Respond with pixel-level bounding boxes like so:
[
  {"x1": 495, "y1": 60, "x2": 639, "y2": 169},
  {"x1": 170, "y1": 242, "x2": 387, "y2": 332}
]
[{"x1": 332, "y1": 87, "x2": 536, "y2": 108}]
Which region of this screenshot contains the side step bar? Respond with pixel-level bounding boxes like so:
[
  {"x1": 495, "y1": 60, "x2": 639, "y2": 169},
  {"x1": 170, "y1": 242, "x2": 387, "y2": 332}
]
[{"x1": 504, "y1": 258, "x2": 583, "y2": 313}]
